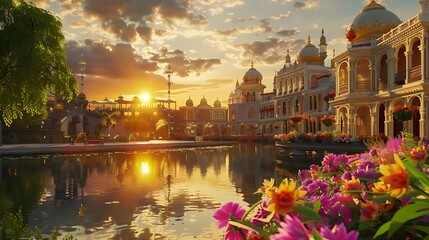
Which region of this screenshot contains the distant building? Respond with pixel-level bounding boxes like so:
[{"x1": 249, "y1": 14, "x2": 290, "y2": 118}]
[
  {"x1": 177, "y1": 96, "x2": 228, "y2": 136},
  {"x1": 228, "y1": 62, "x2": 266, "y2": 135}
]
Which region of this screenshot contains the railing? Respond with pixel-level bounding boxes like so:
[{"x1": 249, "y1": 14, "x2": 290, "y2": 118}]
[{"x1": 409, "y1": 65, "x2": 422, "y2": 83}]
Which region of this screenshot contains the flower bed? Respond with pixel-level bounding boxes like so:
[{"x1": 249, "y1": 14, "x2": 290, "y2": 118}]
[{"x1": 215, "y1": 133, "x2": 429, "y2": 239}]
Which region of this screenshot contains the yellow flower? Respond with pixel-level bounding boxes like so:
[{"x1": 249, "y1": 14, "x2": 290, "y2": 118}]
[
  {"x1": 257, "y1": 178, "x2": 275, "y2": 194},
  {"x1": 342, "y1": 176, "x2": 361, "y2": 195},
  {"x1": 378, "y1": 154, "x2": 409, "y2": 198},
  {"x1": 266, "y1": 178, "x2": 306, "y2": 215},
  {"x1": 410, "y1": 146, "x2": 427, "y2": 162}
]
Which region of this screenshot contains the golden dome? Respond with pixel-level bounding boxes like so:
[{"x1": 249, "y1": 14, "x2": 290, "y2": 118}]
[
  {"x1": 186, "y1": 96, "x2": 193, "y2": 107},
  {"x1": 351, "y1": 1, "x2": 401, "y2": 43},
  {"x1": 214, "y1": 98, "x2": 221, "y2": 108},
  {"x1": 243, "y1": 61, "x2": 263, "y2": 83},
  {"x1": 296, "y1": 35, "x2": 321, "y2": 64}
]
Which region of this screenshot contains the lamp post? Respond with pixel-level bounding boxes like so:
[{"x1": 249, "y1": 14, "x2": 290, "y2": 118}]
[
  {"x1": 78, "y1": 54, "x2": 86, "y2": 94},
  {"x1": 164, "y1": 64, "x2": 173, "y2": 140}
]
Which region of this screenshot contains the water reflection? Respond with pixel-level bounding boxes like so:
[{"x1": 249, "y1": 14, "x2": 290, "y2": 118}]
[{"x1": 0, "y1": 143, "x2": 300, "y2": 239}]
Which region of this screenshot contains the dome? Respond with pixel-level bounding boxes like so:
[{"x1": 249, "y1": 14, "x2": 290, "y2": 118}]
[
  {"x1": 200, "y1": 96, "x2": 208, "y2": 105},
  {"x1": 296, "y1": 35, "x2": 321, "y2": 64},
  {"x1": 186, "y1": 97, "x2": 194, "y2": 107},
  {"x1": 351, "y1": 1, "x2": 401, "y2": 43},
  {"x1": 214, "y1": 98, "x2": 221, "y2": 108},
  {"x1": 77, "y1": 92, "x2": 86, "y2": 99},
  {"x1": 242, "y1": 61, "x2": 263, "y2": 83}
]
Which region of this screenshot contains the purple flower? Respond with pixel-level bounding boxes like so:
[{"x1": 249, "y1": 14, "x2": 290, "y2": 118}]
[
  {"x1": 270, "y1": 215, "x2": 312, "y2": 240},
  {"x1": 319, "y1": 223, "x2": 359, "y2": 240},
  {"x1": 369, "y1": 148, "x2": 378, "y2": 157},
  {"x1": 251, "y1": 199, "x2": 276, "y2": 226},
  {"x1": 333, "y1": 154, "x2": 349, "y2": 167},
  {"x1": 342, "y1": 171, "x2": 352, "y2": 181},
  {"x1": 213, "y1": 202, "x2": 248, "y2": 239},
  {"x1": 352, "y1": 168, "x2": 377, "y2": 180},
  {"x1": 298, "y1": 169, "x2": 311, "y2": 181},
  {"x1": 302, "y1": 180, "x2": 328, "y2": 196},
  {"x1": 328, "y1": 194, "x2": 354, "y2": 225},
  {"x1": 357, "y1": 160, "x2": 376, "y2": 171}
]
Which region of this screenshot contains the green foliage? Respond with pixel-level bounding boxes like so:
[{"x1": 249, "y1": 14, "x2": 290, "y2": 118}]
[
  {"x1": 0, "y1": 0, "x2": 77, "y2": 126},
  {"x1": 1, "y1": 209, "x2": 75, "y2": 240}
]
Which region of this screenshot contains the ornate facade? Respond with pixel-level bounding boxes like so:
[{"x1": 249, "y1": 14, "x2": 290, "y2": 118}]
[{"x1": 331, "y1": 0, "x2": 429, "y2": 139}]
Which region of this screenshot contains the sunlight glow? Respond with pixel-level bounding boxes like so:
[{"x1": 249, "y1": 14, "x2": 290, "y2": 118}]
[
  {"x1": 140, "y1": 93, "x2": 151, "y2": 103},
  {"x1": 141, "y1": 162, "x2": 150, "y2": 176}
]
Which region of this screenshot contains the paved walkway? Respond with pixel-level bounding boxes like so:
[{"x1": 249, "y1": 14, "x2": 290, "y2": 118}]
[{"x1": 0, "y1": 140, "x2": 237, "y2": 156}]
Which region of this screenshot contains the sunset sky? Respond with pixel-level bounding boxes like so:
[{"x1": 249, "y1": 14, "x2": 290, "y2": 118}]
[{"x1": 31, "y1": 0, "x2": 419, "y2": 107}]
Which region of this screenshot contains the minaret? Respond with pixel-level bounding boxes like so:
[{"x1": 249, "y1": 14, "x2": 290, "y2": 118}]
[
  {"x1": 236, "y1": 78, "x2": 239, "y2": 88},
  {"x1": 319, "y1": 29, "x2": 328, "y2": 65},
  {"x1": 273, "y1": 71, "x2": 277, "y2": 95},
  {"x1": 285, "y1": 49, "x2": 291, "y2": 67},
  {"x1": 420, "y1": 0, "x2": 429, "y2": 21}
]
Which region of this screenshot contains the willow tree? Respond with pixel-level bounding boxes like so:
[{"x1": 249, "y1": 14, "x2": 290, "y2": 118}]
[{"x1": 0, "y1": 0, "x2": 77, "y2": 144}]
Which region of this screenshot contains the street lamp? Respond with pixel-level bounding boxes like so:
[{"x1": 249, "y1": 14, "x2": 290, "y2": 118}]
[
  {"x1": 164, "y1": 64, "x2": 173, "y2": 139},
  {"x1": 78, "y1": 54, "x2": 86, "y2": 94}
]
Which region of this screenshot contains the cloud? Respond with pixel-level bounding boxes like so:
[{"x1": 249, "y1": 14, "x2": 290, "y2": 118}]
[
  {"x1": 149, "y1": 47, "x2": 222, "y2": 77},
  {"x1": 276, "y1": 28, "x2": 299, "y2": 37},
  {"x1": 234, "y1": 37, "x2": 306, "y2": 65},
  {"x1": 294, "y1": 0, "x2": 319, "y2": 9},
  {"x1": 79, "y1": 0, "x2": 206, "y2": 43}
]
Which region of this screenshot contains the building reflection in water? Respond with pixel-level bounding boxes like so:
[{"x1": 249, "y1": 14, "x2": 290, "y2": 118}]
[{"x1": 0, "y1": 143, "x2": 297, "y2": 239}]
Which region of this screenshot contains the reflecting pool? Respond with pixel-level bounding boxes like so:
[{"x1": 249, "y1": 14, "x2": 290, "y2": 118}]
[{"x1": 0, "y1": 143, "x2": 309, "y2": 239}]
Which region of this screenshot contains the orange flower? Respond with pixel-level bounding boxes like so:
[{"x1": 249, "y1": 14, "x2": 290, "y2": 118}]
[
  {"x1": 410, "y1": 146, "x2": 427, "y2": 162},
  {"x1": 266, "y1": 179, "x2": 306, "y2": 215},
  {"x1": 360, "y1": 200, "x2": 382, "y2": 222},
  {"x1": 342, "y1": 176, "x2": 361, "y2": 195},
  {"x1": 257, "y1": 178, "x2": 275, "y2": 195},
  {"x1": 372, "y1": 181, "x2": 389, "y2": 194},
  {"x1": 378, "y1": 154, "x2": 409, "y2": 198}
]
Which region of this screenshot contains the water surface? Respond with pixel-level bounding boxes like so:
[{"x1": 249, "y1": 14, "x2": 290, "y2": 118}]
[{"x1": 0, "y1": 143, "x2": 310, "y2": 239}]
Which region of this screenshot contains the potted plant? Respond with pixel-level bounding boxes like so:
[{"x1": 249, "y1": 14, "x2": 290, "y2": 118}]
[
  {"x1": 321, "y1": 115, "x2": 335, "y2": 127},
  {"x1": 290, "y1": 115, "x2": 303, "y2": 123},
  {"x1": 393, "y1": 105, "x2": 419, "y2": 122},
  {"x1": 323, "y1": 91, "x2": 336, "y2": 102}
]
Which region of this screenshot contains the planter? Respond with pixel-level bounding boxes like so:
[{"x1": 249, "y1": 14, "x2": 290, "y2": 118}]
[{"x1": 393, "y1": 110, "x2": 413, "y2": 122}]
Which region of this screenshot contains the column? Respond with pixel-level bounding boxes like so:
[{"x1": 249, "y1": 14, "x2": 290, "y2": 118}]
[
  {"x1": 385, "y1": 105, "x2": 393, "y2": 138},
  {"x1": 348, "y1": 59, "x2": 355, "y2": 93},
  {"x1": 387, "y1": 48, "x2": 396, "y2": 89},
  {"x1": 405, "y1": 50, "x2": 412, "y2": 83},
  {"x1": 370, "y1": 111, "x2": 377, "y2": 135},
  {"x1": 421, "y1": 100, "x2": 428, "y2": 138}
]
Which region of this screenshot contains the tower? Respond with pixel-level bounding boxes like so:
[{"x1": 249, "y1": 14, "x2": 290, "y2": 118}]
[{"x1": 319, "y1": 29, "x2": 328, "y2": 65}]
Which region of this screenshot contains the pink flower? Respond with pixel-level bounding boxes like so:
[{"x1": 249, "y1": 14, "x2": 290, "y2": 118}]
[
  {"x1": 319, "y1": 223, "x2": 359, "y2": 240},
  {"x1": 213, "y1": 202, "x2": 248, "y2": 239},
  {"x1": 270, "y1": 215, "x2": 312, "y2": 240}
]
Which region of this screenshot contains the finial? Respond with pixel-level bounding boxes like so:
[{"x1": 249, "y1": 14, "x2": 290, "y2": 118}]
[
  {"x1": 307, "y1": 35, "x2": 311, "y2": 44},
  {"x1": 321, "y1": 28, "x2": 324, "y2": 35},
  {"x1": 251, "y1": 60, "x2": 254, "y2": 68},
  {"x1": 333, "y1": 49, "x2": 336, "y2": 57}
]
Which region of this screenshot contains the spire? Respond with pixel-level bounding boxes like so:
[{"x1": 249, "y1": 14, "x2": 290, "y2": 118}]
[
  {"x1": 251, "y1": 60, "x2": 254, "y2": 68},
  {"x1": 307, "y1": 35, "x2": 311, "y2": 44},
  {"x1": 319, "y1": 29, "x2": 327, "y2": 64},
  {"x1": 236, "y1": 77, "x2": 239, "y2": 88},
  {"x1": 285, "y1": 49, "x2": 291, "y2": 64}
]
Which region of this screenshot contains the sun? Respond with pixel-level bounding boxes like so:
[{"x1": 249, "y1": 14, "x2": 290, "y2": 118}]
[{"x1": 140, "y1": 93, "x2": 151, "y2": 103}]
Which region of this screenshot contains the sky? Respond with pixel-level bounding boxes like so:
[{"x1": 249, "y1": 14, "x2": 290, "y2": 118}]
[{"x1": 30, "y1": 0, "x2": 420, "y2": 107}]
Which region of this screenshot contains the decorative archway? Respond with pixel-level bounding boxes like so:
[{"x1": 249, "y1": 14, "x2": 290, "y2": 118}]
[{"x1": 356, "y1": 106, "x2": 371, "y2": 136}]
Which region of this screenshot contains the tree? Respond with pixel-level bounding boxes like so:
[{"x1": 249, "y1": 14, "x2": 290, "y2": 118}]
[
  {"x1": 101, "y1": 111, "x2": 119, "y2": 136},
  {"x1": 0, "y1": 0, "x2": 77, "y2": 144}
]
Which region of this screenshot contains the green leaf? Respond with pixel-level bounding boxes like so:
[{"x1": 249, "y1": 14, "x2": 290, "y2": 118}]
[
  {"x1": 312, "y1": 228, "x2": 323, "y2": 240},
  {"x1": 294, "y1": 206, "x2": 322, "y2": 223},
  {"x1": 388, "y1": 203, "x2": 429, "y2": 238},
  {"x1": 313, "y1": 200, "x2": 321, "y2": 213},
  {"x1": 228, "y1": 219, "x2": 265, "y2": 233},
  {"x1": 373, "y1": 221, "x2": 391, "y2": 239},
  {"x1": 404, "y1": 161, "x2": 429, "y2": 188},
  {"x1": 414, "y1": 225, "x2": 429, "y2": 236}
]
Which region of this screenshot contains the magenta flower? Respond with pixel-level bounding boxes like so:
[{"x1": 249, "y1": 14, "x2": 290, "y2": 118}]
[
  {"x1": 333, "y1": 154, "x2": 349, "y2": 167},
  {"x1": 302, "y1": 179, "x2": 328, "y2": 196},
  {"x1": 213, "y1": 202, "x2": 248, "y2": 240},
  {"x1": 270, "y1": 214, "x2": 312, "y2": 240},
  {"x1": 319, "y1": 223, "x2": 359, "y2": 240}
]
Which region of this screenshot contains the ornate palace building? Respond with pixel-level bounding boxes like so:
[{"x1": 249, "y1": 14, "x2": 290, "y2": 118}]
[{"x1": 331, "y1": 0, "x2": 429, "y2": 139}]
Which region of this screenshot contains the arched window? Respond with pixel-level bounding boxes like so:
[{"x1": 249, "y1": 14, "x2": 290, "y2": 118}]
[
  {"x1": 379, "y1": 55, "x2": 387, "y2": 90},
  {"x1": 339, "y1": 62, "x2": 349, "y2": 95},
  {"x1": 410, "y1": 39, "x2": 421, "y2": 82},
  {"x1": 395, "y1": 45, "x2": 406, "y2": 85},
  {"x1": 356, "y1": 59, "x2": 371, "y2": 91}
]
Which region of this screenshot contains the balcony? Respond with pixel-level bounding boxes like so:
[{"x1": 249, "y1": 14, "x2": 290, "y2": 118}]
[{"x1": 409, "y1": 65, "x2": 421, "y2": 83}]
